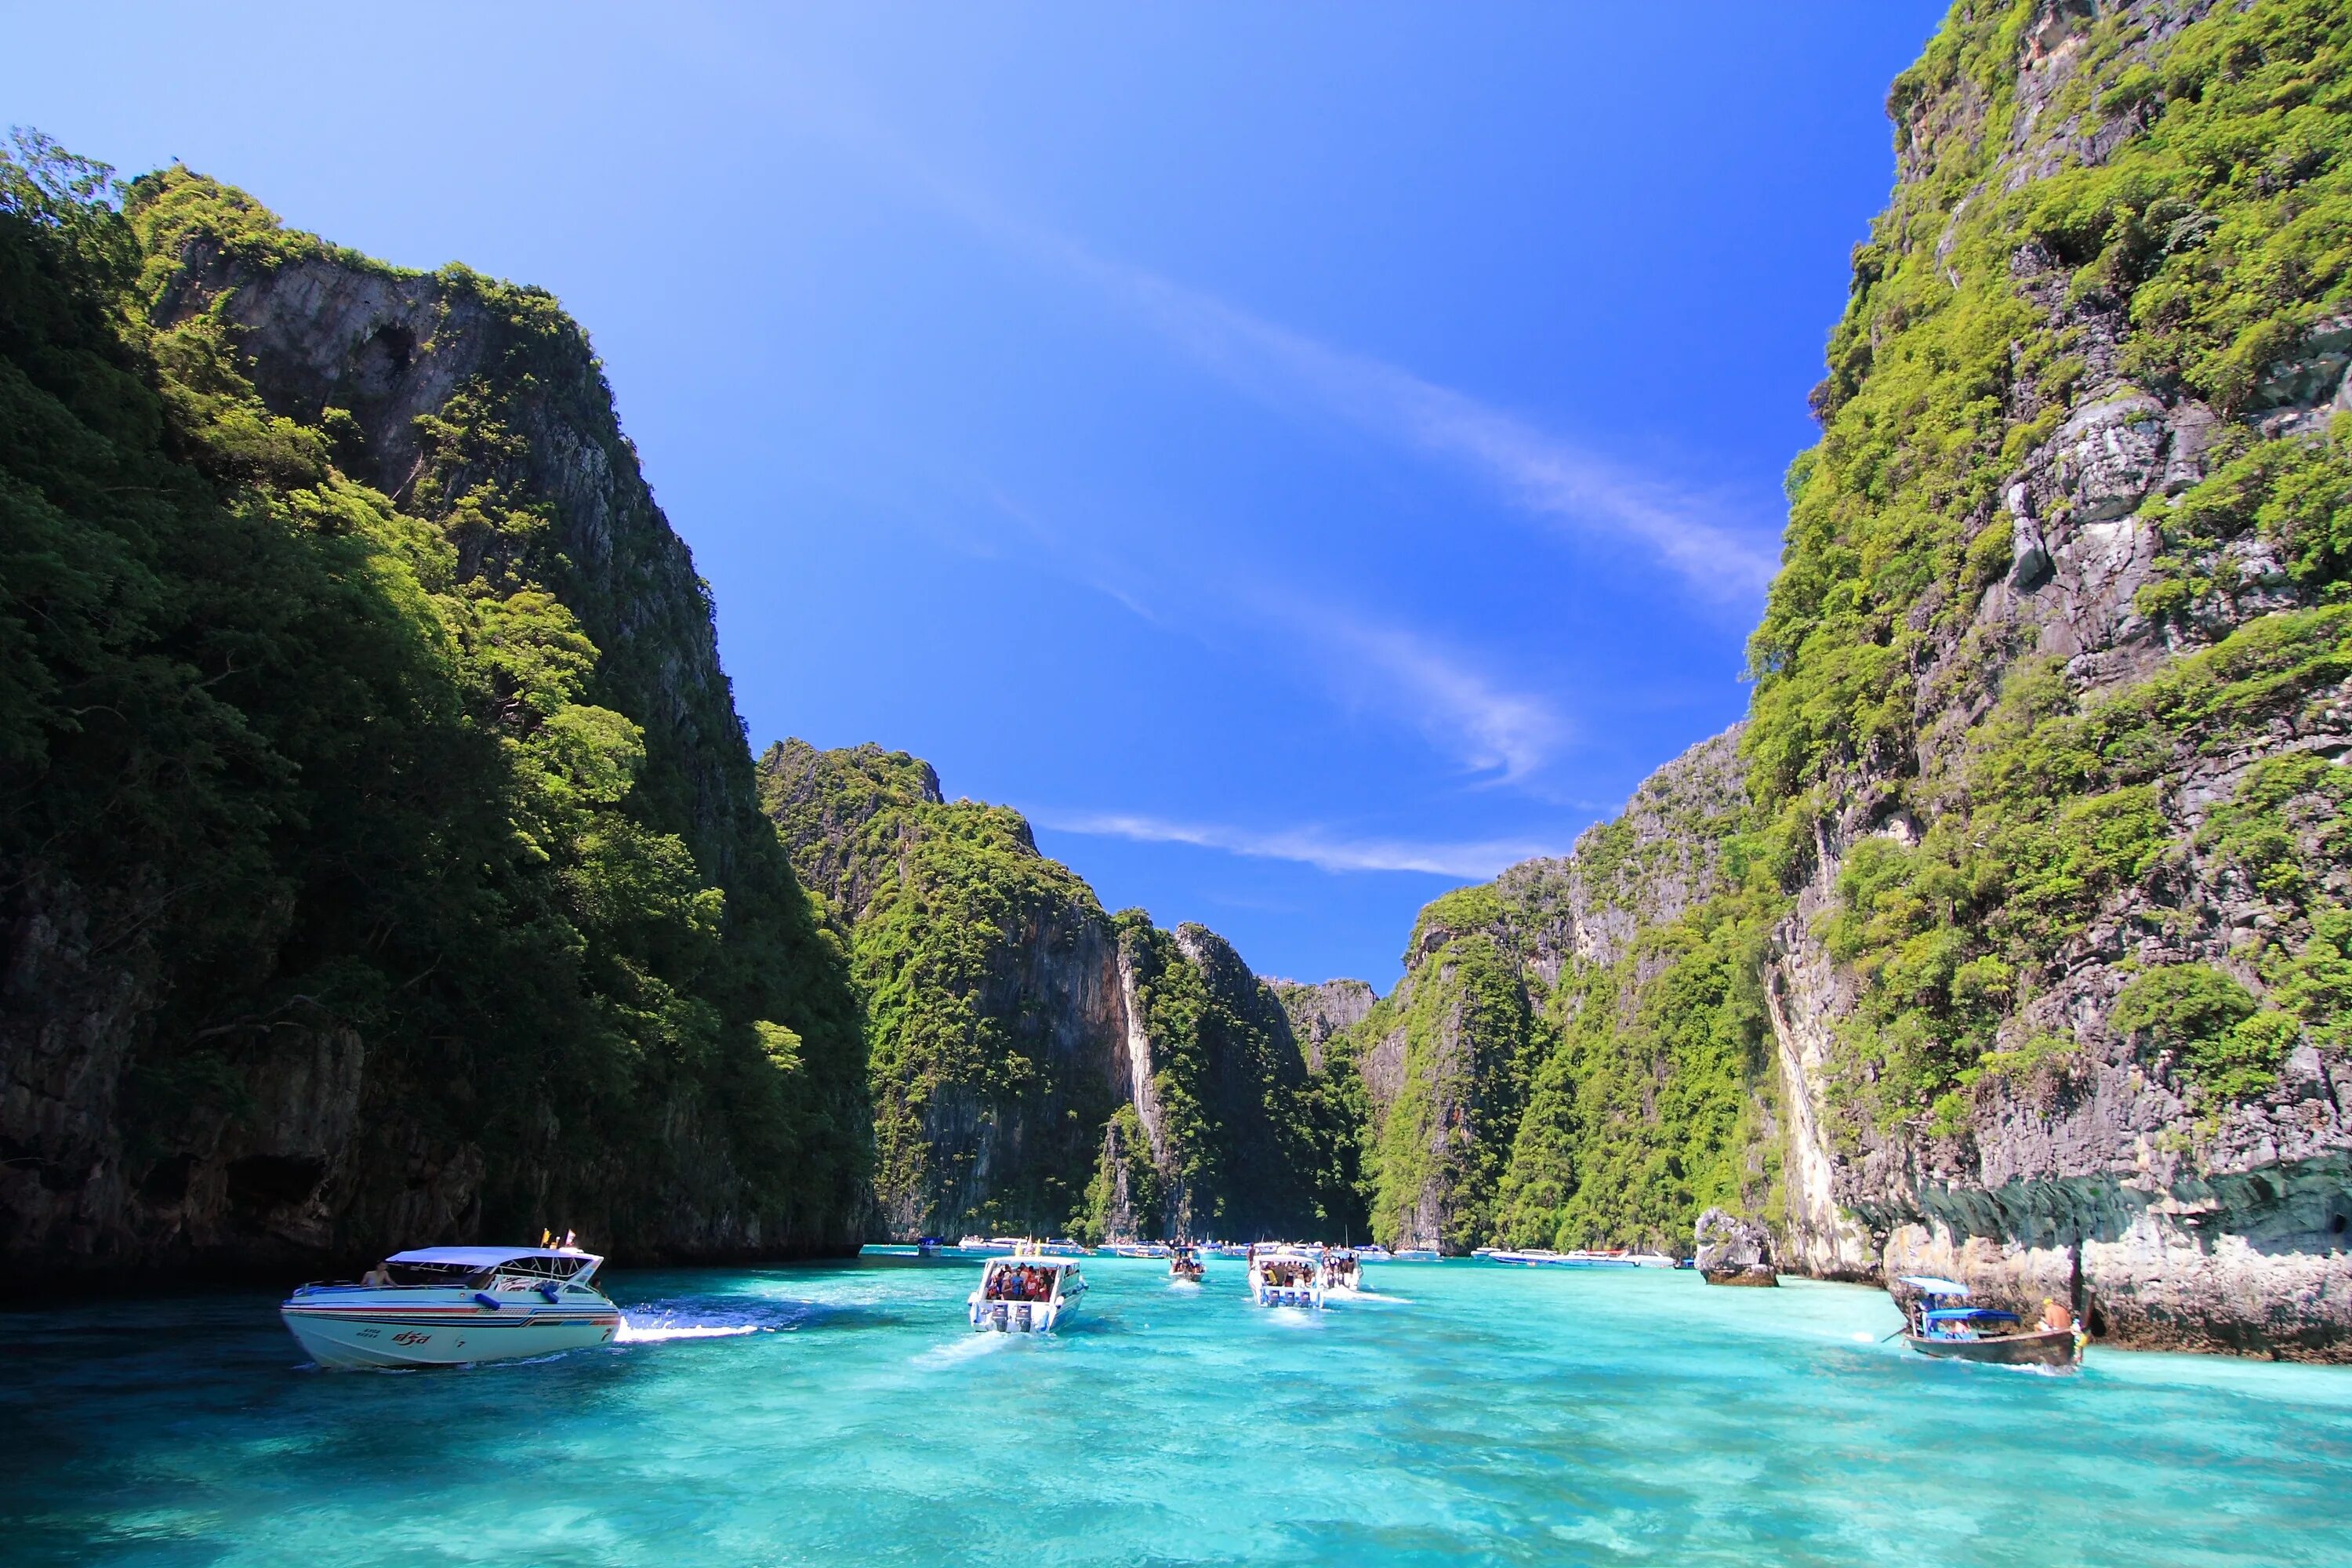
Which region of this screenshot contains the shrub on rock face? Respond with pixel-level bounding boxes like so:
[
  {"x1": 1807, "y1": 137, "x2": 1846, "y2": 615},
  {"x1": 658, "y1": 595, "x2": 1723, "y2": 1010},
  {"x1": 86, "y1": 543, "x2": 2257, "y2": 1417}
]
[{"x1": 2110, "y1": 963, "x2": 2299, "y2": 1102}]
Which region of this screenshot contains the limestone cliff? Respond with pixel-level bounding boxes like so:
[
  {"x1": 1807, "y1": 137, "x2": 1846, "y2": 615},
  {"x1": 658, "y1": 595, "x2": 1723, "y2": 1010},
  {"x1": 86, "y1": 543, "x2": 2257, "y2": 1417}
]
[
  {"x1": 1341, "y1": 729, "x2": 1762, "y2": 1254},
  {"x1": 1269, "y1": 978, "x2": 1375, "y2": 1072},
  {"x1": 1, "y1": 152, "x2": 868, "y2": 1283},
  {"x1": 758, "y1": 741, "x2": 1360, "y2": 1241},
  {"x1": 1749, "y1": 0, "x2": 2352, "y2": 1356}
]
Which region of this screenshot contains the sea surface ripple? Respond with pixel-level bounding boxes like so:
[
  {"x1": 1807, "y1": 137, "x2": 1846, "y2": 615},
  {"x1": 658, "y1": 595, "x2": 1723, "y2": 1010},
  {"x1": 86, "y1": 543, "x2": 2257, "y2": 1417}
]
[{"x1": 5, "y1": 1256, "x2": 2348, "y2": 1565}]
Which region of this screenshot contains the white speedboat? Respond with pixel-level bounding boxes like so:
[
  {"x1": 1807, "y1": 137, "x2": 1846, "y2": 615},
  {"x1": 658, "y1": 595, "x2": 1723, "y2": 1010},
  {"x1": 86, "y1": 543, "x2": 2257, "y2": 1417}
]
[
  {"x1": 1483, "y1": 1247, "x2": 1641, "y2": 1269},
  {"x1": 280, "y1": 1245, "x2": 620, "y2": 1368},
  {"x1": 1355, "y1": 1244, "x2": 1393, "y2": 1262},
  {"x1": 1107, "y1": 1243, "x2": 1171, "y2": 1258},
  {"x1": 1391, "y1": 1248, "x2": 1439, "y2": 1262},
  {"x1": 968, "y1": 1248, "x2": 1087, "y2": 1333},
  {"x1": 1321, "y1": 1248, "x2": 1366, "y2": 1294},
  {"x1": 1247, "y1": 1246, "x2": 1326, "y2": 1308},
  {"x1": 956, "y1": 1235, "x2": 1021, "y2": 1254}
]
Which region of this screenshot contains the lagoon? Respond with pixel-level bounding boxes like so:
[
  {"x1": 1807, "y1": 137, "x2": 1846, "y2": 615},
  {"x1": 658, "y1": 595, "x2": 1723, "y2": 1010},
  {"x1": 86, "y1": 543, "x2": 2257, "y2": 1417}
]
[{"x1": 5, "y1": 1256, "x2": 2347, "y2": 1566}]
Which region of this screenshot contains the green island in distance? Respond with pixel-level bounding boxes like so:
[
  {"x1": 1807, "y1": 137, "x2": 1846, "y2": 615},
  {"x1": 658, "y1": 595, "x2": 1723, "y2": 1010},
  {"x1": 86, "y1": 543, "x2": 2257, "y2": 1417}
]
[{"x1": 8, "y1": 2, "x2": 2352, "y2": 1563}]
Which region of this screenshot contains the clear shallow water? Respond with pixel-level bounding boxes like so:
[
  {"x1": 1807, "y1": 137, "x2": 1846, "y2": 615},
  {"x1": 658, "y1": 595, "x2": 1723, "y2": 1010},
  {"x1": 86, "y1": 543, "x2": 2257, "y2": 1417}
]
[{"x1": 5, "y1": 1258, "x2": 2350, "y2": 1566}]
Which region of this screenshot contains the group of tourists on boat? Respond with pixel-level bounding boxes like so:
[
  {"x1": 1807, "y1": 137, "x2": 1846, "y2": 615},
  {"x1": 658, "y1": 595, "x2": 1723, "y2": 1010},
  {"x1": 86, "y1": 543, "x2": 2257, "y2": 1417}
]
[{"x1": 981, "y1": 1264, "x2": 1062, "y2": 1302}]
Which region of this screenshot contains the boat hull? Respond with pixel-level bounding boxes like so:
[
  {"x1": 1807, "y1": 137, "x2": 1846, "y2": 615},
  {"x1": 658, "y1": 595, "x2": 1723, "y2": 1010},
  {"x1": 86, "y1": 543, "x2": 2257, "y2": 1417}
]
[
  {"x1": 1902, "y1": 1327, "x2": 2083, "y2": 1368},
  {"x1": 281, "y1": 1295, "x2": 621, "y2": 1368},
  {"x1": 969, "y1": 1298, "x2": 1077, "y2": 1334}
]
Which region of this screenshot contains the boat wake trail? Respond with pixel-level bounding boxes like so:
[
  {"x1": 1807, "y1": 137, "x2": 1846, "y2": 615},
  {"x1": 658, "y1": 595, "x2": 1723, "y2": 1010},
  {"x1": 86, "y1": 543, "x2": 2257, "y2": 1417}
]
[
  {"x1": 914, "y1": 1333, "x2": 1014, "y2": 1367},
  {"x1": 615, "y1": 1319, "x2": 764, "y2": 1344}
]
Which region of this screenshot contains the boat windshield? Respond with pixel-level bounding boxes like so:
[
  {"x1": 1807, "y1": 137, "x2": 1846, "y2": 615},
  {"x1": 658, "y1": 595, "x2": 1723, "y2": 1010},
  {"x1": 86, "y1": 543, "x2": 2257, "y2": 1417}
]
[
  {"x1": 383, "y1": 1260, "x2": 495, "y2": 1288},
  {"x1": 376, "y1": 1249, "x2": 598, "y2": 1287}
]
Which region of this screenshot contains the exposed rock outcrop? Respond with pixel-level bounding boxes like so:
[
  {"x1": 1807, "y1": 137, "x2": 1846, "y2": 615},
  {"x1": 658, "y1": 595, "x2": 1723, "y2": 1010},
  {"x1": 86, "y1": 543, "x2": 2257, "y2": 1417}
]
[
  {"x1": 1269, "y1": 978, "x2": 1375, "y2": 1072},
  {"x1": 1694, "y1": 1208, "x2": 1777, "y2": 1287}
]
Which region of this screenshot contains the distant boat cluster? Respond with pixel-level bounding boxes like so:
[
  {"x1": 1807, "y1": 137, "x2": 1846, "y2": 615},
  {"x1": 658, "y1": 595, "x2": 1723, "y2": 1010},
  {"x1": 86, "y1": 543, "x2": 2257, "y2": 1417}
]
[{"x1": 962, "y1": 1238, "x2": 1395, "y2": 1330}]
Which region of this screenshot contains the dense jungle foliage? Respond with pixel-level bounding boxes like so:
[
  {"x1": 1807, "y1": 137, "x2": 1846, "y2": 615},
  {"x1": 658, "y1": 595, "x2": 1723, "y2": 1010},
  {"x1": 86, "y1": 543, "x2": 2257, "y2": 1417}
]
[
  {"x1": 0, "y1": 134, "x2": 868, "y2": 1253},
  {"x1": 1750, "y1": 0, "x2": 2352, "y2": 1136}
]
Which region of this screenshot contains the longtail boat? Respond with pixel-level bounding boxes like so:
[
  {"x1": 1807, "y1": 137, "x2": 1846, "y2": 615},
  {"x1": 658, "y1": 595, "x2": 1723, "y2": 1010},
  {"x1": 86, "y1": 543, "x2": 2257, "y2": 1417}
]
[{"x1": 1896, "y1": 1275, "x2": 2085, "y2": 1369}]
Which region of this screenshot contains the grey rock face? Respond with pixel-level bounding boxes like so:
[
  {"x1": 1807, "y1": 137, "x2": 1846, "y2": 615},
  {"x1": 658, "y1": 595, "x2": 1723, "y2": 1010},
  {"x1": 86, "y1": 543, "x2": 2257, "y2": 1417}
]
[
  {"x1": 1490, "y1": 725, "x2": 1748, "y2": 985},
  {"x1": 1694, "y1": 1207, "x2": 1777, "y2": 1286},
  {"x1": 2008, "y1": 512, "x2": 2053, "y2": 592},
  {"x1": 2051, "y1": 388, "x2": 2168, "y2": 522},
  {"x1": 1269, "y1": 978, "x2": 1375, "y2": 1071}
]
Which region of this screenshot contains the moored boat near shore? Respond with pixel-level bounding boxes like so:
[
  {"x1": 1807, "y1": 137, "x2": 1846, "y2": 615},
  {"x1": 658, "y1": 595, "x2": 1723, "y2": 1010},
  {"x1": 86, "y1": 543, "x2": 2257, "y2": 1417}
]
[{"x1": 279, "y1": 1245, "x2": 621, "y2": 1368}]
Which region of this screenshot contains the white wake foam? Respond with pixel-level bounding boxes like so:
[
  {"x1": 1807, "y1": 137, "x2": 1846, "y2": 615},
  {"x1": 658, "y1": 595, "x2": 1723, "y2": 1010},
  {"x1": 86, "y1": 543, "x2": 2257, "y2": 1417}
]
[{"x1": 615, "y1": 1319, "x2": 763, "y2": 1344}]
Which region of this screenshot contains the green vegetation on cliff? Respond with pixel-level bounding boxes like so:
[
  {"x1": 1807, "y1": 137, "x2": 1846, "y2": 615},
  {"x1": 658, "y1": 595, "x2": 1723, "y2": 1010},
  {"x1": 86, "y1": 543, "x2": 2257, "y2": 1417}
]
[
  {"x1": 1, "y1": 135, "x2": 867, "y2": 1261},
  {"x1": 1748, "y1": 0, "x2": 2352, "y2": 1133},
  {"x1": 760, "y1": 740, "x2": 1116, "y2": 1238},
  {"x1": 760, "y1": 740, "x2": 1363, "y2": 1242},
  {"x1": 1330, "y1": 733, "x2": 1769, "y2": 1255}
]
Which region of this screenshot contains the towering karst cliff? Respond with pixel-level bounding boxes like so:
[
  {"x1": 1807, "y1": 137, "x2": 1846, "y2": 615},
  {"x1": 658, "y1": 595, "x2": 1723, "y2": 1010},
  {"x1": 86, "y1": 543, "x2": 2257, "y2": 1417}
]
[
  {"x1": 758, "y1": 739, "x2": 1364, "y2": 1242},
  {"x1": 1, "y1": 144, "x2": 869, "y2": 1279},
  {"x1": 1745, "y1": 0, "x2": 2352, "y2": 1356},
  {"x1": 1336, "y1": 0, "x2": 2352, "y2": 1359},
  {"x1": 1333, "y1": 729, "x2": 1770, "y2": 1258},
  {"x1": 1334, "y1": 0, "x2": 2352, "y2": 1360}
]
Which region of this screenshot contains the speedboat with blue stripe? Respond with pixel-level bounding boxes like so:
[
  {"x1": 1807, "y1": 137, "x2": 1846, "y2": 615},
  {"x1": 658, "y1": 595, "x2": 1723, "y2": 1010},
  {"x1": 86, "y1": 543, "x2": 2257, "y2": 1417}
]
[{"x1": 280, "y1": 1246, "x2": 621, "y2": 1368}]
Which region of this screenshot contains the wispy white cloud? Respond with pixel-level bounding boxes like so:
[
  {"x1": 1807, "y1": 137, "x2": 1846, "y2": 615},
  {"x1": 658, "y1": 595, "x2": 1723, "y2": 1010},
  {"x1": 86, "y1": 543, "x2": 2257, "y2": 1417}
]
[
  {"x1": 982, "y1": 487, "x2": 1571, "y2": 783},
  {"x1": 675, "y1": 21, "x2": 1778, "y2": 596},
  {"x1": 1272, "y1": 599, "x2": 1566, "y2": 783},
  {"x1": 1062, "y1": 257, "x2": 1781, "y2": 597},
  {"x1": 1034, "y1": 809, "x2": 1566, "y2": 880}
]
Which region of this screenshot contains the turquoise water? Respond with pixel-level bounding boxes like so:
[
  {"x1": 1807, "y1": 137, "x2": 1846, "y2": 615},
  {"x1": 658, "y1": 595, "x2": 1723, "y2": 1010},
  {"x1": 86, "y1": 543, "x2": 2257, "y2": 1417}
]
[{"x1": 5, "y1": 1257, "x2": 2350, "y2": 1566}]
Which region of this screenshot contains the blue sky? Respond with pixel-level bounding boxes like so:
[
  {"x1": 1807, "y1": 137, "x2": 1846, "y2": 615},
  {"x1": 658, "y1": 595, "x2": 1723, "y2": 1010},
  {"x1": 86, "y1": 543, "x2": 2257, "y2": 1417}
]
[{"x1": 11, "y1": 2, "x2": 1947, "y2": 988}]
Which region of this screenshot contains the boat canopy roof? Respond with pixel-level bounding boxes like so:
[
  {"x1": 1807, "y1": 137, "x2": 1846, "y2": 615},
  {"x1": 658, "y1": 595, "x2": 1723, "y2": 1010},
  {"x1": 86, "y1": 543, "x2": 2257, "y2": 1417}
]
[
  {"x1": 386, "y1": 1247, "x2": 601, "y2": 1271},
  {"x1": 1897, "y1": 1274, "x2": 1971, "y2": 1296},
  {"x1": 985, "y1": 1255, "x2": 1079, "y2": 1270}
]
